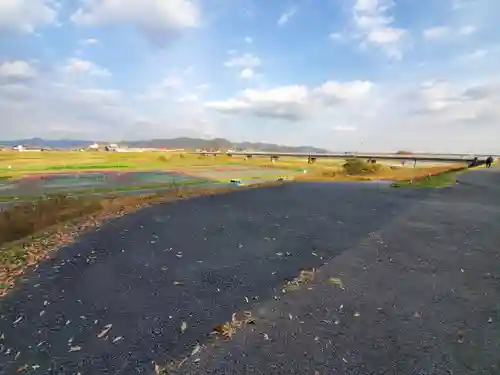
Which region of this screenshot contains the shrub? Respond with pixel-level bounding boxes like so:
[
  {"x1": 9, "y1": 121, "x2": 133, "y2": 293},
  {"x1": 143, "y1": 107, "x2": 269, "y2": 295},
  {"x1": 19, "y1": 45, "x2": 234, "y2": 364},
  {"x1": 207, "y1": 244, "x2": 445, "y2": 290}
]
[
  {"x1": 157, "y1": 155, "x2": 169, "y2": 162},
  {"x1": 343, "y1": 158, "x2": 382, "y2": 175}
]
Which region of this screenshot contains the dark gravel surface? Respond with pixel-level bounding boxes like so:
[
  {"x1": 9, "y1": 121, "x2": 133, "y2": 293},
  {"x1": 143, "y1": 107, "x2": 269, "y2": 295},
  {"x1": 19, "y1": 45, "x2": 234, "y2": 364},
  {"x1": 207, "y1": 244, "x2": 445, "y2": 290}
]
[{"x1": 1, "y1": 168, "x2": 499, "y2": 374}]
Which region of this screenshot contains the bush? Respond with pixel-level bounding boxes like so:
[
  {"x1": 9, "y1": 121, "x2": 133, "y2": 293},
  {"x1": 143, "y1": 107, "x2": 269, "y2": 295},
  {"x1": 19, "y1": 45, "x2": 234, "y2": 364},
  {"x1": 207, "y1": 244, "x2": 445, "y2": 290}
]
[
  {"x1": 157, "y1": 155, "x2": 169, "y2": 162},
  {"x1": 343, "y1": 158, "x2": 382, "y2": 175}
]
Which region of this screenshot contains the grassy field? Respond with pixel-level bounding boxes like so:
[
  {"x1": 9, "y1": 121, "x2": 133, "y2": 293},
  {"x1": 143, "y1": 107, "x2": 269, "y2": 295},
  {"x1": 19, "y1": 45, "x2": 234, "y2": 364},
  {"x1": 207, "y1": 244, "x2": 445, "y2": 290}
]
[
  {"x1": 0, "y1": 151, "x2": 463, "y2": 179},
  {"x1": 0, "y1": 151, "x2": 351, "y2": 177}
]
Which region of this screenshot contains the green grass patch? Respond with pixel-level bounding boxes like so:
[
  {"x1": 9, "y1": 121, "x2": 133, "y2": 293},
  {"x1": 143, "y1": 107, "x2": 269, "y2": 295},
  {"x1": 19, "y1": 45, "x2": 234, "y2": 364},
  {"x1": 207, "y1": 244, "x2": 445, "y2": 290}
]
[{"x1": 391, "y1": 170, "x2": 459, "y2": 188}]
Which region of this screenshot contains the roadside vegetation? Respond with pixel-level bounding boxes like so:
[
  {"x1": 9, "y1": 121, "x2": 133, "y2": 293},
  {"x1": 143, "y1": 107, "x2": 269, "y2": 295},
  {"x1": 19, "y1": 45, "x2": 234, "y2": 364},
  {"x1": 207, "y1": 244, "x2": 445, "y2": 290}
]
[
  {"x1": 294, "y1": 158, "x2": 465, "y2": 183},
  {"x1": 391, "y1": 169, "x2": 462, "y2": 188}
]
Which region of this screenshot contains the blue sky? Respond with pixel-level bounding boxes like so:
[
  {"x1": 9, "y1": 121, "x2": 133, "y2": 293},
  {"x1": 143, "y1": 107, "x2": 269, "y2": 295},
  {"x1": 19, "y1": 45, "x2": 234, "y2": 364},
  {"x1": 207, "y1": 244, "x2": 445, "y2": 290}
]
[{"x1": 0, "y1": 0, "x2": 499, "y2": 152}]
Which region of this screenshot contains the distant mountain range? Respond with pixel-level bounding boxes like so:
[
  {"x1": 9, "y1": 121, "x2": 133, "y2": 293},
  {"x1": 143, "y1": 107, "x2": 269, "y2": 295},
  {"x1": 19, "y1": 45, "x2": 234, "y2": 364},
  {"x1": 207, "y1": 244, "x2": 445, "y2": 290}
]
[{"x1": 0, "y1": 137, "x2": 329, "y2": 153}]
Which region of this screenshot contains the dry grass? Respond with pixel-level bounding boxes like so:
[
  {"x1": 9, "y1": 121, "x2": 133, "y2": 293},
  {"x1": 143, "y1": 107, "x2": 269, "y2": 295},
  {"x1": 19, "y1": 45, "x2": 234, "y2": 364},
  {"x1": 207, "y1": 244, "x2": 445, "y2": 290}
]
[
  {"x1": 0, "y1": 182, "x2": 280, "y2": 296},
  {"x1": 0, "y1": 151, "x2": 344, "y2": 179},
  {"x1": 210, "y1": 311, "x2": 255, "y2": 340},
  {"x1": 283, "y1": 268, "x2": 316, "y2": 292},
  {"x1": 295, "y1": 162, "x2": 465, "y2": 182}
]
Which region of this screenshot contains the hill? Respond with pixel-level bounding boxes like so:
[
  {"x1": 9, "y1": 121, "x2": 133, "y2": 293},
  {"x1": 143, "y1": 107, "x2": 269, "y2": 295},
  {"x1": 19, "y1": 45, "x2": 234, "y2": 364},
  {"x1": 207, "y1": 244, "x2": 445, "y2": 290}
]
[{"x1": 0, "y1": 137, "x2": 328, "y2": 153}]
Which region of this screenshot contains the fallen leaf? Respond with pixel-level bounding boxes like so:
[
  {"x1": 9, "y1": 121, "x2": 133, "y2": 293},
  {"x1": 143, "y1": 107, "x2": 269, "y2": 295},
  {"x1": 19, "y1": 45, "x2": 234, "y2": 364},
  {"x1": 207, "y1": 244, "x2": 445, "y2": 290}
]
[
  {"x1": 97, "y1": 324, "x2": 113, "y2": 338},
  {"x1": 154, "y1": 362, "x2": 161, "y2": 375},
  {"x1": 328, "y1": 277, "x2": 344, "y2": 289},
  {"x1": 69, "y1": 346, "x2": 82, "y2": 352},
  {"x1": 354, "y1": 312, "x2": 360, "y2": 317},
  {"x1": 211, "y1": 322, "x2": 233, "y2": 339},
  {"x1": 173, "y1": 281, "x2": 184, "y2": 286},
  {"x1": 191, "y1": 343, "x2": 201, "y2": 356},
  {"x1": 16, "y1": 365, "x2": 28, "y2": 373},
  {"x1": 112, "y1": 336, "x2": 123, "y2": 343},
  {"x1": 13, "y1": 316, "x2": 23, "y2": 325},
  {"x1": 181, "y1": 321, "x2": 187, "y2": 333},
  {"x1": 262, "y1": 333, "x2": 270, "y2": 340}
]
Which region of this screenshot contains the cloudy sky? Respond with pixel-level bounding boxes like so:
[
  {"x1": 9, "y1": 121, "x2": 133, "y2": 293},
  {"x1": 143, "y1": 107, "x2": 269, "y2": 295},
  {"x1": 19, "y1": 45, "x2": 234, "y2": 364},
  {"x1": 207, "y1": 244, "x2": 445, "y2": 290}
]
[{"x1": 0, "y1": 0, "x2": 499, "y2": 152}]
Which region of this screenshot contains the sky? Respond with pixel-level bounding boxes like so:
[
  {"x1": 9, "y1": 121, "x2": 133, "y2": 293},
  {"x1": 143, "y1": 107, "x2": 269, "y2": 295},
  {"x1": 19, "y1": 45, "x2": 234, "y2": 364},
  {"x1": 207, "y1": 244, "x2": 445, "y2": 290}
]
[{"x1": 0, "y1": 0, "x2": 499, "y2": 153}]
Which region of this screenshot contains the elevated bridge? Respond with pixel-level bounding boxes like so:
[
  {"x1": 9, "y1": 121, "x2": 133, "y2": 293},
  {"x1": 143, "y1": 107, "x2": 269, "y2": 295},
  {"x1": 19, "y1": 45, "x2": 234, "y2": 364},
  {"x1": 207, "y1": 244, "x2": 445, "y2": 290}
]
[{"x1": 191, "y1": 151, "x2": 490, "y2": 164}]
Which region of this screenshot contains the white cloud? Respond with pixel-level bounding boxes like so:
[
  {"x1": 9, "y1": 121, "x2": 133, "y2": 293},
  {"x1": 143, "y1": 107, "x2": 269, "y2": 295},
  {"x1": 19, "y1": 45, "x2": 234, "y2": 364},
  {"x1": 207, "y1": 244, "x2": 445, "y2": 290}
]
[
  {"x1": 459, "y1": 49, "x2": 488, "y2": 62},
  {"x1": 423, "y1": 26, "x2": 450, "y2": 40},
  {"x1": 138, "y1": 75, "x2": 185, "y2": 100},
  {"x1": 244, "y1": 36, "x2": 253, "y2": 43},
  {"x1": 0, "y1": 0, "x2": 57, "y2": 34},
  {"x1": 329, "y1": 32, "x2": 344, "y2": 41},
  {"x1": 459, "y1": 25, "x2": 476, "y2": 35},
  {"x1": 161, "y1": 76, "x2": 184, "y2": 89},
  {"x1": 224, "y1": 53, "x2": 262, "y2": 69},
  {"x1": 206, "y1": 85, "x2": 309, "y2": 120},
  {"x1": 82, "y1": 38, "x2": 100, "y2": 45},
  {"x1": 71, "y1": 0, "x2": 200, "y2": 41},
  {"x1": 367, "y1": 27, "x2": 405, "y2": 44},
  {"x1": 240, "y1": 68, "x2": 254, "y2": 79},
  {"x1": 196, "y1": 83, "x2": 211, "y2": 90},
  {"x1": 0, "y1": 60, "x2": 38, "y2": 80},
  {"x1": 177, "y1": 93, "x2": 199, "y2": 103},
  {"x1": 313, "y1": 80, "x2": 373, "y2": 101},
  {"x1": 334, "y1": 125, "x2": 357, "y2": 132},
  {"x1": 62, "y1": 58, "x2": 112, "y2": 77},
  {"x1": 0, "y1": 70, "x2": 209, "y2": 140},
  {"x1": 277, "y1": 7, "x2": 297, "y2": 26},
  {"x1": 401, "y1": 79, "x2": 500, "y2": 132},
  {"x1": 351, "y1": 0, "x2": 406, "y2": 59},
  {"x1": 205, "y1": 80, "x2": 373, "y2": 120}
]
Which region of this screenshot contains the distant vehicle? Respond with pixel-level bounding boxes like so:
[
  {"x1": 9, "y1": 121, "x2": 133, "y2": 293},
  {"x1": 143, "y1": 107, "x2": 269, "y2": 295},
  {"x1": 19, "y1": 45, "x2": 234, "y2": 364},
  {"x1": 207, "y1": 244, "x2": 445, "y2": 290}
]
[
  {"x1": 229, "y1": 179, "x2": 244, "y2": 186},
  {"x1": 277, "y1": 176, "x2": 290, "y2": 181}
]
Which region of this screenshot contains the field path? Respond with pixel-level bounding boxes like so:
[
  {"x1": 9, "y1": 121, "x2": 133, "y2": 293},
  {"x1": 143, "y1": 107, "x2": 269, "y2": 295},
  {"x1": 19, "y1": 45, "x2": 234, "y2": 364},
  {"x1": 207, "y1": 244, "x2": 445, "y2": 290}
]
[{"x1": 0, "y1": 167, "x2": 499, "y2": 374}]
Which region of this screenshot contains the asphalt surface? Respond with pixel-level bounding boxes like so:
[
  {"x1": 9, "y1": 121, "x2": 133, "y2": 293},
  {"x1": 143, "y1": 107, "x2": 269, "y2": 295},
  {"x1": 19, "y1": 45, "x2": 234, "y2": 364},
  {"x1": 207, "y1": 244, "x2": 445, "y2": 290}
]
[{"x1": 1, "y1": 167, "x2": 499, "y2": 374}]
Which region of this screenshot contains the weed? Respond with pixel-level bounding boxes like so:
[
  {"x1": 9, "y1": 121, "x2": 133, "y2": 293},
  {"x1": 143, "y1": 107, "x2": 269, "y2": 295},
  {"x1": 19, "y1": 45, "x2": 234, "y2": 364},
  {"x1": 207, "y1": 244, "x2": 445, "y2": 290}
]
[{"x1": 343, "y1": 158, "x2": 382, "y2": 175}]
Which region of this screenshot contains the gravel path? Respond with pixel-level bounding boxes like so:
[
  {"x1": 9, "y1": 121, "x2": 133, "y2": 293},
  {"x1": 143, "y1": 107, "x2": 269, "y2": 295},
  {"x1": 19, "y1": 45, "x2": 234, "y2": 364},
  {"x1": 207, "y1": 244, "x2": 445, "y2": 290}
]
[{"x1": 0, "y1": 168, "x2": 499, "y2": 374}]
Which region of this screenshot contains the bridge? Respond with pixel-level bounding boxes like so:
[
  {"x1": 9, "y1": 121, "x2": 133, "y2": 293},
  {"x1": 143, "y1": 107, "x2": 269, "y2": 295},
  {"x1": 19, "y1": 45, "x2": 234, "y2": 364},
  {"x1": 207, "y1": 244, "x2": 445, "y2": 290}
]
[{"x1": 191, "y1": 151, "x2": 490, "y2": 164}]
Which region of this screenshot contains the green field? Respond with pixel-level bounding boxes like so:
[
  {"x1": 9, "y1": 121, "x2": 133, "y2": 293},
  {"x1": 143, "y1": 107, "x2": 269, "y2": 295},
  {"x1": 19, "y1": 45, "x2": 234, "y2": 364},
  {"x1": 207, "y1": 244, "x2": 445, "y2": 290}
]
[{"x1": 0, "y1": 151, "x2": 466, "y2": 199}]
